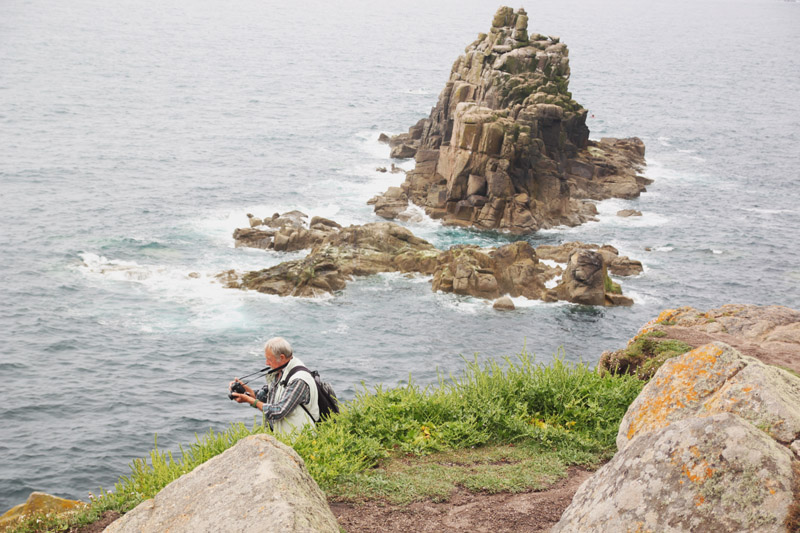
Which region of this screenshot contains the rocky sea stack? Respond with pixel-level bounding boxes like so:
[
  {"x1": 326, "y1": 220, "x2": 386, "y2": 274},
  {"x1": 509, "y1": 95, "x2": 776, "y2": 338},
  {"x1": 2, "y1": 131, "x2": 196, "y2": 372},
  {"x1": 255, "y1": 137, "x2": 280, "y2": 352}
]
[{"x1": 372, "y1": 7, "x2": 650, "y2": 233}]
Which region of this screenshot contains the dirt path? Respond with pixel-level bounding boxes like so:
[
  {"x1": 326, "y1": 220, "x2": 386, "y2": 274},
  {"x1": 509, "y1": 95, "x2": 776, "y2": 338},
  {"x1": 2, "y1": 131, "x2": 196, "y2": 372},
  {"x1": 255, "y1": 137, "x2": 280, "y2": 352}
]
[{"x1": 329, "y1": 466, "x2": 592, "y2": 533}]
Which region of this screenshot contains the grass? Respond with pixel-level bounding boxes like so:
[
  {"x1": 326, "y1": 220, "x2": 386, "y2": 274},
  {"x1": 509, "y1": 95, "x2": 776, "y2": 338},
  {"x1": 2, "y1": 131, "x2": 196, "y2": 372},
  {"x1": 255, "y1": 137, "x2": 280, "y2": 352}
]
[
  {"x1": 330, "y1": 444, "x2": 567, "y2": 504},
  {"x1": 599, "y1": 331, "x2": 693, "y2": 380},
  {"x1": 604, "y1": 274, "x2": 622, "y2": 294},
  {"x1": 6, "y1": 351, "x2": 644, "y2": 532}
]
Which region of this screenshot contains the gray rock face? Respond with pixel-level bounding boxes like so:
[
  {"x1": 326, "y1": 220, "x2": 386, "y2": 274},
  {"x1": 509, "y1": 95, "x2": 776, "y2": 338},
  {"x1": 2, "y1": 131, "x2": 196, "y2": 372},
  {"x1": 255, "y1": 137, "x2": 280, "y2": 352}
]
[
  {"x1": 553, "y1": 413, "x2": 795, "y2": 533},
  {"x1": 104, "y1": 435, "x2": 339, "y2": 533},
  {"x1": 554, "y1": 342, "x2": 800, "y2": 533}
]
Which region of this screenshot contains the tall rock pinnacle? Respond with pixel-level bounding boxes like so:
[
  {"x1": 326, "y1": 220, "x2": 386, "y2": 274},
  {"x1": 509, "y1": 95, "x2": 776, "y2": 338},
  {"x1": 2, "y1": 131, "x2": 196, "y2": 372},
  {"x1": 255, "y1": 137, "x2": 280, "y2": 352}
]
[{"x1": 372, "y1": 7, "x2": 650, "y2": 233}]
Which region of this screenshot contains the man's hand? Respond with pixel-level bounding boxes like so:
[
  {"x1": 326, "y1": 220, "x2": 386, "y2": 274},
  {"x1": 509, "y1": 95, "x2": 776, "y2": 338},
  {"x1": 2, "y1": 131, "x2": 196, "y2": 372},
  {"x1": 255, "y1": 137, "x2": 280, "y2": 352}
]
[
  {"x1": 231, "y1": 392, "x2": 255, "y2": 404},
  {"x1": 228, "y1": 378, "x2": 255, "y2": 397}
]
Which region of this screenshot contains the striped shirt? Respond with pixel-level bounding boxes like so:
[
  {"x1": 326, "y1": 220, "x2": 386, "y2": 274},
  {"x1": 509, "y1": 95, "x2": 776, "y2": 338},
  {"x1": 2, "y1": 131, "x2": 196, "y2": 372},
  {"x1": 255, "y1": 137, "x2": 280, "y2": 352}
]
[{"x1": 255, "y1": 377, "x2": 310, "y2": 425}]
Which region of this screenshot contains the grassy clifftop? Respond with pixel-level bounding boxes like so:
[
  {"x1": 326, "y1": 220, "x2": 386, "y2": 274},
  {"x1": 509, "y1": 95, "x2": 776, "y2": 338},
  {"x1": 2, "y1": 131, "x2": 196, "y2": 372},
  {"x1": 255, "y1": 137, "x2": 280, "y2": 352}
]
[{"x1": 8, "y1": 352, "x2": 644, "y2": 532}]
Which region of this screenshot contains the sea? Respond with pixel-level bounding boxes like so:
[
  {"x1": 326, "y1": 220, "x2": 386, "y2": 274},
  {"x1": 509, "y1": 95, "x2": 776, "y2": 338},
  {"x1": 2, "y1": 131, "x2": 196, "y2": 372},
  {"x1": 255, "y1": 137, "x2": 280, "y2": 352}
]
[{"x1": 1, "y1": 0, "x2": 798, "y2": 511}]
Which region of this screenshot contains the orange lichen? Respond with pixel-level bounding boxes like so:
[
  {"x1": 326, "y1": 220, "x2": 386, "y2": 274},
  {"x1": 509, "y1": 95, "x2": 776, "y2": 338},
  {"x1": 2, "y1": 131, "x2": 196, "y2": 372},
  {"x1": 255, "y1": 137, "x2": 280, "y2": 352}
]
[{"x1": 626, "y1": 344, "x2": 725, "y2": 440}]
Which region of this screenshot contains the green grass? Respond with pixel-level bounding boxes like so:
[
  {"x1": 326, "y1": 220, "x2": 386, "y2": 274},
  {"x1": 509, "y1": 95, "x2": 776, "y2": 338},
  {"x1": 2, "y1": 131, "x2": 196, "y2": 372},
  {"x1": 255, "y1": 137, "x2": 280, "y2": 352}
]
[
  {"x1": 604, "y1": 274, "x2": 622, "y2": 294},
  {"x1": 7, "y1": 351, "x2": 644, "y2": 532},
  {"x1": 331, "y1": 444, "x2": 567, "y2": 504},
  {"x1": 599, "y1": 331, "x2": 693, "y2": 380}
]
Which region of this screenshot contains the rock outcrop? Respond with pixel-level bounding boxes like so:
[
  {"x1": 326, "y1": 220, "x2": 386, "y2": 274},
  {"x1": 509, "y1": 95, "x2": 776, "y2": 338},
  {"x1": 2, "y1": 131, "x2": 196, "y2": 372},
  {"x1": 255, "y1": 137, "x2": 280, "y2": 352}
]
[
  {"x1": 370, "y1": 7, "x2": 650, "y2": 233},
  {"x1": 233, "y1": 211, "x2": 343, "y2": 252},
  {"x1": 226, "y1": 218, "x2": 638, "y2": 306},
  {"x1": 105, "y1": 434, "x2": 339, "y2": 533},
  {"x1": 553, "y1": 342, "x2": 800, "y2": 533},
  {"x1": 599, "y1": 304, "x2": 800, "y2": 378},
  {"x1": 229, "y1": 222, "x2": 439, "y2": 298},
  {"x1": 0, "y1": 492, "x2": 85, "y2": 531}
]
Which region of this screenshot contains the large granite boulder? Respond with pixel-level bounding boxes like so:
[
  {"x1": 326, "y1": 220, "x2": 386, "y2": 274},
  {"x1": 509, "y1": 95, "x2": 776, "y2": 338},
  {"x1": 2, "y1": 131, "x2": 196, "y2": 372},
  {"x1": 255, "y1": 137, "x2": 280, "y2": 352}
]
[
  {"x1": 0, "y1": 492, "x2": 85, "y2": 530},
  {"x1": 105, "y1": 434, "x2": 339, "y2": 533},
  {"x1": 553, "y1": 342, "x2": 800, "y2": 533},
  {"x1": 552, "y1": 249, "x2": 630, "y2": 306},
  {"x1": 431, "y1": 241, "x2": 545, "y2": 300},
  {"x1": 372, "y1": 7, "x2": 649, "y2": 233},
  {"x1": 553, "y1": 413, "x2": 795, "y2": 533},
  {"x1": 599, "y1": 304, "x2": 800, "y2": 378}
]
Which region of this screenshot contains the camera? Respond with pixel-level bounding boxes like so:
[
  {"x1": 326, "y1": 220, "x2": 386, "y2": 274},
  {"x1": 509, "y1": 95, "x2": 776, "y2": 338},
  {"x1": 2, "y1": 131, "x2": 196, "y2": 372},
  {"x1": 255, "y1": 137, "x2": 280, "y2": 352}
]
[{"x1": 228, "y1": 381, "x2": 246, "y2": 400}]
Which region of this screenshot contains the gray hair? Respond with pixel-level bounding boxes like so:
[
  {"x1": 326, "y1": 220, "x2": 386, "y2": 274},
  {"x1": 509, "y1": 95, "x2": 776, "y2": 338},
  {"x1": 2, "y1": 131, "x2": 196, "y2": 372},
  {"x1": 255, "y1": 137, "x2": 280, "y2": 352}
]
[{"x1": 265, "y1": 337, "x2": 293, "y2": 359}]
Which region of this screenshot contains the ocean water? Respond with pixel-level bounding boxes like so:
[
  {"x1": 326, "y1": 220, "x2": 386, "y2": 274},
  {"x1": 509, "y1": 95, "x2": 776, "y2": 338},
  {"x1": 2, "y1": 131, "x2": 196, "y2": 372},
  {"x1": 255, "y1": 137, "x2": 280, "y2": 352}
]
[{"x1": 1, "y1": 0, "x2": 799, "y2": 511}]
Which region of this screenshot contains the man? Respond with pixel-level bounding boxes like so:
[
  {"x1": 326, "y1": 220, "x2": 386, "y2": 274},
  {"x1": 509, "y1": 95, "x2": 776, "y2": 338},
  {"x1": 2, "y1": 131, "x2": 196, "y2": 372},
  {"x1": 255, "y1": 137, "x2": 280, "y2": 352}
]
[{"x1": 229, "y1": 337, "x2": 319, "y2": 434}]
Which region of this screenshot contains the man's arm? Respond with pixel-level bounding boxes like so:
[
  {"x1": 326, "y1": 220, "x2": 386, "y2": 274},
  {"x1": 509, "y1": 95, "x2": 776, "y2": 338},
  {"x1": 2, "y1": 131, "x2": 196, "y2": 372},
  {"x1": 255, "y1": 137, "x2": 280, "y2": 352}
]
[{"x1": 256, "y1": 379, "x2": 310, "y2": 421}]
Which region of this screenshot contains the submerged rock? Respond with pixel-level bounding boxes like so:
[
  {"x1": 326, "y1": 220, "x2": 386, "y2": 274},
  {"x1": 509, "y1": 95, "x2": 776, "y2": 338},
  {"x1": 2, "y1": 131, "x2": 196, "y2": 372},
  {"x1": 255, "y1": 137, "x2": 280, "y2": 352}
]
[
  {"x1": 493, "y1": 295, "x2": 516, "y2": 310},
  {"x1": 372, "y1": 7, "x2": 649, "y2": 233}
]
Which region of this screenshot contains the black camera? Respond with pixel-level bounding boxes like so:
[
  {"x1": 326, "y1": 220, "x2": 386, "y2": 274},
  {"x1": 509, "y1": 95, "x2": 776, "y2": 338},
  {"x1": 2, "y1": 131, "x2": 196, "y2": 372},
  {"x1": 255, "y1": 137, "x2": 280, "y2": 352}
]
[{"x1": 228, "y1": 381, "x2": 246, "y2": 400}]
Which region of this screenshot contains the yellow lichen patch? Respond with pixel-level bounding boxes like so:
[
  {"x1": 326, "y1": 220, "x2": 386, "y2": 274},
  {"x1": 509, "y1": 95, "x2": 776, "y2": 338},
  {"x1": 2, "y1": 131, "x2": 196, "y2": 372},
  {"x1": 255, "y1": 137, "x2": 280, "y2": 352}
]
[
  {"x1": 626, "y1": 345, "x2": 725, "y2": 440},
  {"x1": 656, "y1": 308, "x2": 680, "y2": 324},
  {"x1": 627, "y1": 522, "x2": 655, "y2": 533}
]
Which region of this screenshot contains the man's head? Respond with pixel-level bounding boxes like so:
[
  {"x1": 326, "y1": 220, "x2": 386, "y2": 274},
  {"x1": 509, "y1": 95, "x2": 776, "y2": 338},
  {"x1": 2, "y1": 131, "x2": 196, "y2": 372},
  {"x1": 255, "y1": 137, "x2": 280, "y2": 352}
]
[{"x1": 264, "y1": 337, "x2": 293, "y2": 369}]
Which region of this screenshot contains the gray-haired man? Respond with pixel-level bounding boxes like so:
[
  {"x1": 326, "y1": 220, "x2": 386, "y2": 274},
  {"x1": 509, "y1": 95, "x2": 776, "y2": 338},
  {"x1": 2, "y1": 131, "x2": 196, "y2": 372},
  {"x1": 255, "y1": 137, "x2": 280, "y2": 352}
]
[{"x1": 229, "y1": 337, "x2": 319, "y2": 434}]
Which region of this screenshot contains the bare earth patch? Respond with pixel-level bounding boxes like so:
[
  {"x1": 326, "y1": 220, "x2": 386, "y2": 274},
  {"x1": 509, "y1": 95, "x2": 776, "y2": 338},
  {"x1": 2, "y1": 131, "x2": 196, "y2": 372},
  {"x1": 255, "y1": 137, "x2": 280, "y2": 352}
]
[
  {"x1": 69, "y1": 511, "x2": 120, "y2": 533},
  {"x1": 330, "y1": 466, "x2": 593, "y2": 533}
]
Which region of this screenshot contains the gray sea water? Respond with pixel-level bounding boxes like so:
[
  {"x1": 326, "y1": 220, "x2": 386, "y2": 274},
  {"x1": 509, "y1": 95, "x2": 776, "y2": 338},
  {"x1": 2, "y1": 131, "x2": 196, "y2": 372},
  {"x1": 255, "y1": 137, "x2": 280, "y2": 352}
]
[{"x1": 1, "y1": 0, "x2": 799, "y2": 511}]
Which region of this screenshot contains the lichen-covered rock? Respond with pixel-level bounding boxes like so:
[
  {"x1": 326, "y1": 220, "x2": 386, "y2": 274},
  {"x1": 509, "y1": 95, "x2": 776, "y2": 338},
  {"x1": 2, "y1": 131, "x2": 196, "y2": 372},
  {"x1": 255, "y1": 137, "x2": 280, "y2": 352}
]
[
  {"x1": 617, "y1": 343, "x2": 748, "y2": 450},
  {"x1": 373, "y1": 7, "x2": 648, "y2": 233},
  {"x1": 552, "y1": 413, "x2": 796, "y2": 533},
  {"x1": 618, "y1": 342, "x2": 800, "y2": 450},
  {"x1": 105, "y1": 434, "x2": 339, "y2": 533},
  {"x1": 0, "y1": 492, "x2": 85, "y2": 530},
  {"x1": 598, "y1": 304, "x2": 800, "y2": 378}
]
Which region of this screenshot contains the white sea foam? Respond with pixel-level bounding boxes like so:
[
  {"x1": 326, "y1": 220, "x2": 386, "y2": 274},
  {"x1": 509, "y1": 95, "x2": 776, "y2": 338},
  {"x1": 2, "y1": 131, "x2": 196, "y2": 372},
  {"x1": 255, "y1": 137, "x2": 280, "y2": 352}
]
[
  {"x1": 539, "y1": 259, "x2": 565, "y2": 269},
  {"x1": 75, "y1": 251, "x2": 301, "y2": 331},
  {"x1": 544, "y1": 277, "x2": 561, "y2": 289},
  {"x1": 353, "y1": 130, "x2": 392, "y2": 159}
]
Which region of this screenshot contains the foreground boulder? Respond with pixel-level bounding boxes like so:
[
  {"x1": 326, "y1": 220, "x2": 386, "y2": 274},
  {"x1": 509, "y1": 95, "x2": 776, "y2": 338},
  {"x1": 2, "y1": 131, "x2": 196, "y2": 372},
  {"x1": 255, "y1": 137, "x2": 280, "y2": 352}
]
[
  {"x1": 553, "y1": 342, "x2": 800, "y2": 533},
  {"x1": 0, "y1": 492, "x2": 85, "y2": 530},
  {"x1": 105, "y1": 434, "x2": 339, "y2": 533},
  {"x1": 371, "y1": 7, "x2": 650, "y2": 233},
  {"x1": 599, "y1": 304, "x2": 800, "y2": 377}
]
